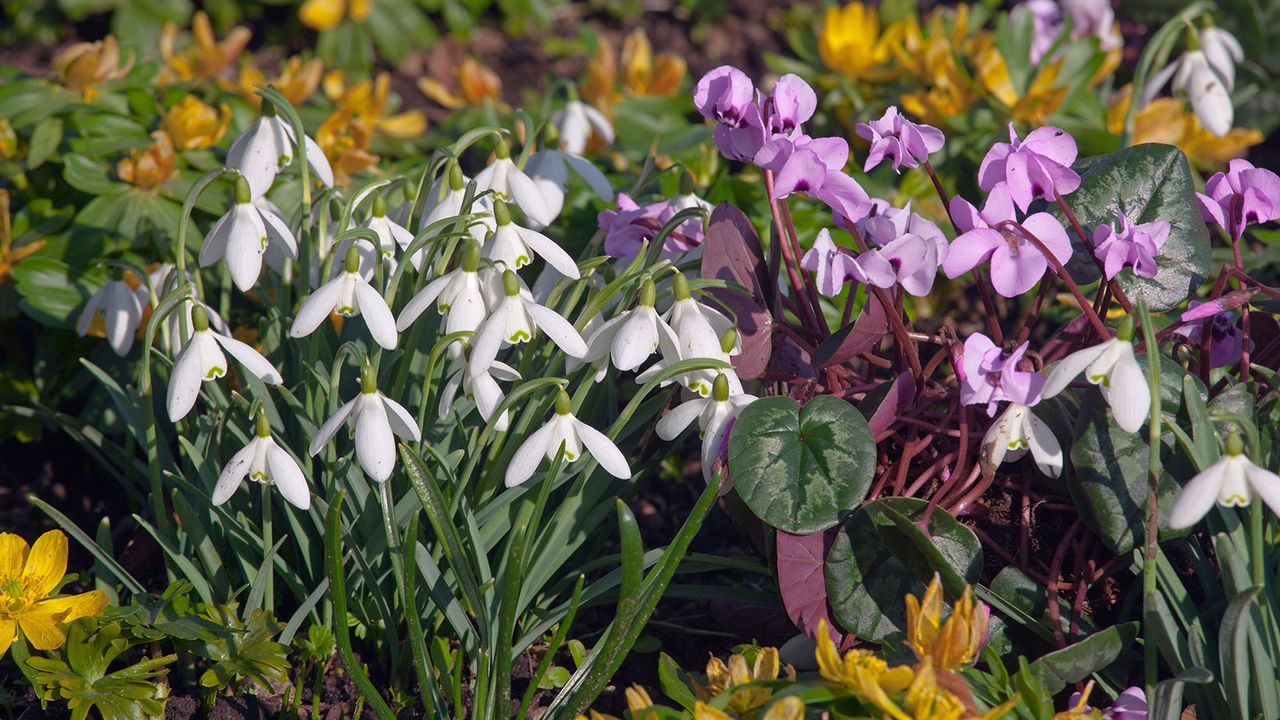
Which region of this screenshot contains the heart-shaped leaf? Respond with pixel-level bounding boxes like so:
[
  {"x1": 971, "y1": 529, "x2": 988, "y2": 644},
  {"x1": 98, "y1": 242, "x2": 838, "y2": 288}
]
[
  {"x1": 825, "y1": 497, "x2": 982, "y2": 641},
  {"x1": 776, "y1": 529, "x2": 841, "y2": 642},
  {"x1": 1059, "y1": 143, "x2": 1210, "y2": 311},
  {"x1": 728, "y1": 395, "x2": 875, "y2": 534}
]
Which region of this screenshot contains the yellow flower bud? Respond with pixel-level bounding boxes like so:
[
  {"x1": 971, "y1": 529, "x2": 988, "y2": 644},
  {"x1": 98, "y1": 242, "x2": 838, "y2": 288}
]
[
  {"x1": 161, "y1": 95, "x2": 232, "y2": 151},
  {"x1": 117, "y1": 131, "x2": 176, "y2": 190}
]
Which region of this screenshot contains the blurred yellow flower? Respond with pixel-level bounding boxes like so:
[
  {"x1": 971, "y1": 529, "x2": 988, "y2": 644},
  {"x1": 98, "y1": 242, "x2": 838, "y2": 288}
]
[
  {"x1": 325, "y1": 71, "x2": 426, "y2": 139},
  {"x1": 117, "y1": 131, "x2": 177, "y2": 190},
  {"x1": 819, "y1": 3, "x2": 894, "y2": 81},
  {"x1": 815, "y1": 619, "x2": 915, "y2": 703},
  {"x1": 581, "y1": 30, "x2": 685, "y2": 117},
  {"x1": 0, "y1": 530, "x2": 109, "y2": 657},
  {"x1": 161, "y1": 95, "x2": 232, "y2": 151},
  {"x1": 316, "y1": 110, "x2": 378, "y2": 186},
  {"x1": 417, "y1": 57, "x2": 503, "y2": 110},
  {"x1": 889, "y1": 9, "x2": 981, "y2": 124},
  {"x1": 625, "y1": 685, "x2": 658, "y2": 719},
  {"x1": 228, "y1": 56, "x2": 324, "y2": 108},
  {"x1": 974, "y1": 38, "x2": 1068, "y2": 124},
  {"x1": 52, "y1": 36, "x2": 134, "y2": 101},
  {"x1": 300, "y1": 0, "x2": 372, "y2": 31},
  {"x1": 1107, "y1": 88, "x2": 1263, "y2": 170},
  {"x1": 906, "y1": 574, "x2": 987, "y2": 671},
  {"x1": 0, "y1": 119, "x2": 16, "y2": 160},
  {"x1": 160, "y1": 11, "x2": 251, "y2": 84},
  {"x1": 0, "y1": 191, "x2": 46, "y2": 290},
  {"x1": 698, "y1": 647, "x2": 792, "y2": 717}
]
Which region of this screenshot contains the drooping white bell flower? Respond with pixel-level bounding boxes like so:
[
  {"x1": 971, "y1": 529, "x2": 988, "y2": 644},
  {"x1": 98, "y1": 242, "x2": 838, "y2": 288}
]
[
  {"x1": 980, "y1": 403, "x2": 1063, "y2": 478},
  {"x1": 656, "y1": 373, "x2": 757, "y2": 481},
  {"x1": 1143, "y1": 28, "x2": 1241, "y2": 137},
  {"x1": 307, "y1": 363, "x2": 421, "y2": 483},
  {"x1": 290, "y1": 245, "x2": 398, "y2": 350},
  {"x1": 358, "y1": 193, "x2": 413, "y2": 270},
  {"x1": 167, "y1": 306, "x2": 283, "y2": 422},
  {"x1": 469, "y1": 269, "x2": 587, "y2": 375},
  {"x1": 165, "y1": 297, "x2": 229, "y2": 355},
  {"x1": 1041, "y1": 317, "x2": 1149, "y2": 434},
  {"x1": 226, "y1": 102, "x2": 334, "y2": 199},
  {"x1": 1169, "y1": 429, "x2": 1280, "y2": 529},
  {"x1": 259, "y1": 198, "x2": 302, "y2": 274},
  {"x1": 418, "y1": 163, "x2": 495, "y2": 252},
  {"x1": 484, "y1": 200, "x2": 581, "y2": 279},
  {"x1": 525, "y1": 122, "x2": 615, "y2": 221},
  {"x1": 635, "y1": 274, "x2": 740, "y2": 396},
  {"x1": 439, "y1": 347, "x2": 520, "y2": 431},
  {"x1": 504, "y1": 390, "x2": 631, "y2": 487},
  {"x1": 582, "y1": 276, "x2": 678, "y2": 374},
  {"x1": 551, "y1": 99, "x2": 614, "y2": 155},
  {"x1": 76, "y1": 275, "x2": 145, "y2": 356},
  {"x1": 200, "y1": 175, "x2": 299, "y2": 292},
  {"x1": 213, "y1": 409, "x2": 310, "y2": 510},
  {"x1": 473, "y1": 139, "x2": 556, "y2": 228},
  {"x1": 395, "y1": 239, "x2": 490, "y2": 336}
]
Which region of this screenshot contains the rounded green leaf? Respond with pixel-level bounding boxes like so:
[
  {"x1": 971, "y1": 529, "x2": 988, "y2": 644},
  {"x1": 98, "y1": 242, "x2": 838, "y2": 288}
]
[
  {"x1": 728, "y1": 395, "x2": 875, "y2": 534},
  {"x1": 825, "y1": 498, "x2": 982, "y2": 641},
  {"x1": 1059, "y1": 143, "x2": 1210, "y2": 311}
]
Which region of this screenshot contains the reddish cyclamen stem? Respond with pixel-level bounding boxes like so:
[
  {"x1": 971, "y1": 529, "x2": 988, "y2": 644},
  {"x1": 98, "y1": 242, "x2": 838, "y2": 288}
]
[
  {"x1": 762, "y1": 170, "x2": 822, "y2": 333},
  {"x1": 995, "y1": 220, "x2": 1112, "y2": 339},
  {"x1": 1053, "y1": 190, "x2": 1133, "y2": 313},
  {"x1": 923, "y1": 161, "x2": 1004, "y2": 343}
]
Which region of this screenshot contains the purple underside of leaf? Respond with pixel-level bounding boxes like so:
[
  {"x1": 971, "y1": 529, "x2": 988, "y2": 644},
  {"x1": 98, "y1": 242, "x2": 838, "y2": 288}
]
[
  {"x1": 701, "y1": 202, "x2": 772, "y2": 379},
  {"x1": 776, "y1": 527, "x2": 844, "y2": 643},
  {"x1": 812, "y1": 291, "x2": 889, "y2": 368},
  {"x1": 868, "y1": 371, "x2": 915, "y2": 437}
]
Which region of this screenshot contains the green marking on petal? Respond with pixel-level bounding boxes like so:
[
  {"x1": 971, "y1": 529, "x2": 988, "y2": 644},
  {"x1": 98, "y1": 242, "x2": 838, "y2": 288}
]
[
  {"x1": 205, "y1": 366, "x2": 226, "y2": 380},
  {"x1": 508, "y1": 330, "x2": 531, "y2": 343},
  {"x1": 1008, "y1": 439, "x2": 1026, "y2": 450},
  {"x1": 516, "y1": 254, "x2": 529, "y2": 267},
  {"x1": 250, "y1": 471, "x2": 269, "y2": 483},
  {"x1": 1221, "y1": 494, "x2": 1250, "y2": 507},
  {"x1": 260, "y1": 236, "x2": 269, "y2": 250},
  {"x1": 337, "y1": 306, "x2": 356, "y2": 316}
]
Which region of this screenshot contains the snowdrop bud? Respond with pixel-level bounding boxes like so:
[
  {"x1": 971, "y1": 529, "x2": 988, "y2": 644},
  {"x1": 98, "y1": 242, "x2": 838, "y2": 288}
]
[
  {"x1": 233, "y1": 175, "x2": 252, "y2": 205},
  {"x1": 448, "y1": 162, "x2": 465, "y2": 191},
  {"x1": 460, "y1": 239, "x2": 481, "y2": 272},
  {"x1": 502, "y1": 268, "x2": 520, "y2": 297},
  {"x1": 493, "y1": 198, "x2": 512, "y2": 226},
  {"x1": 712, "y1": 373, "x2": 730, "y2": 402},
  {"x1": 344, "y1": 244, "x2": 360, "y2": 274},
  {"x1": 1116, "y1": 315, "x2": 1134, "y2": 342},
  {"x1": 638, "y1": 277, "x2": 656, "y2": 307},
  {"x1": 720, "y1": 327, "x2": 738, "y2": 355},
  {"x1": 672, "y1": 272, "x2": 692, "y2": 301},
  {"x1": 372, "y1": 193, "x2": 387, "y2": 218},
  {"x1": 192, "y1": 304, "x2": 211, "y2": 332},
  {"x1": 555, "y1": 389, "x2": 573, "y2": 415},
  {"x1": 679, "y1": 170, "x2": 694, "y2": 197}
]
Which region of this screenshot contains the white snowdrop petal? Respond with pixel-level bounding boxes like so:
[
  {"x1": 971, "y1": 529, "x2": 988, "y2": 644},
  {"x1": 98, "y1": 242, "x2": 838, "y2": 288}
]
[
  {"x1": 525, "y1": 302, "x2": 587, "y2": 358},
  {"x1": 438, "y1": 371, "x2": 463, "y2": 421},
  {"x1": 199, "y1": 212, "x2": 233, "y2": 268},
  {"x1": 212, "y1": 442, "x2": 256, "y2": 505},
  {"x1": 656, "y1": 399, "x2": 704, "y2": 440},
  {"x1": 1245, "y1": 463, "x2": 1280, "y2": 518},
  {"x1": 572, "y1": 419, "x2": 631, "y2": 480},
  {"x1": 382, "y1": 395, "x2": 421, "y2": 442},
  {"x1": 505, "y1": 423, "x2": 557, "y2": 487},
  {"x1": 258, "y1": 204, "x2": 298, "y2": 258},
  {"x1": 508, "y1": 167, "x2": 556, "y2": 227},
  {"x1": 212, "y1": 332, "x2": 282, "y2": 384},
  {"x1": 354, "y1": 397, "x2": 396, "y2": 482},
  {"x1": 166, "y1": 338, "x2": 208, "y2": 421},
  {"x1": 565, "y1": 153, "x2": 615, "y2": 202},
  {"x1": 304, "y1": 134, "x2": 335, "y2": 188},
  {"x1": 290, "y1": 276, "x2": 346, "y2": 338},
  {"x1": 267, "y1": 444, "x2": 311, "y2": 510},
  {"x1": 517, "y1": 227, "x2": 581, "y2": 279},
  {"x1": 354, "y1": 282, "x2": 398, "y2": 350},
  {"x1": 396, "y1": 273, "x2": 454, "y2": 331},
  {"x1": 1169, "y1": 459, "x2": 1228, "y2": 529},
  {"x1": 1041, "y1": 341, "x2": 1111, "y2": 399},
  {"x1": 612, "y1": 313, "x2": 659, "y2": 371},
  {"x1": 309, "y1": 398, "x2": 356, "y2": 456},
  {"x1": 76, "y1": 288, "x2": 105, "y2": 337},
  {"x1": 1024, "y1": 411, "x2": 1063, "y2": 479},
  {"x1": 1104, "y1": 349, "x2": 1150, "y2": 434}
]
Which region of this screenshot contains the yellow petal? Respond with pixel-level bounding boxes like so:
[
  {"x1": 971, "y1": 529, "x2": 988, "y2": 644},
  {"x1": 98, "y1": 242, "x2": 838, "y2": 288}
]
[
  {"x1": 0, "y1": 617, "x2": 14, "y2": 659},
  {"x1": 17, "y1": 608, "x2": 67, "y2": 651},
  {"x1": 693, "y1": 702, "x2": 733, "y2": 720},
  {"x1": 36, "y1": 590, "x2": 110, "y2": 623},
  {"x1": 349, "y1": 0, "x2": 372, "y2": 21},
  {"x1": 754, "y1": 646, "x2": 780, "y2": 680},
  {"x1": 300, "y1": 0, "x2": 346, "y2": 31},
  {"x1": 762, "y1": 696, "x2": 804, "y2": 720},
  {"x1": 621, "y1": 29, "x2": 654, "y2": 94},
  {"x1": 417, "y1": 78, "x2": 466, "y2": 110},
  {"x1": 375, "y1": 110, "x2": 427, "y2": 139},
  {"x1": 324, "y1": 69, "x2": 348, "y2": 102},
  {"x1": 22, "y1": 530, "x2": 67, "y2": 599},
  {"x1": 0, "y1": 533, "x2": 29, "y2": 584}
]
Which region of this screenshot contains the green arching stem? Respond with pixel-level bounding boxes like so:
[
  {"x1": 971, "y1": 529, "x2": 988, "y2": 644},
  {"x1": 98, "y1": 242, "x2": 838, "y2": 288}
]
[{"x1": 1137, "y1": 298, "x2": 1161, "y2": 699}]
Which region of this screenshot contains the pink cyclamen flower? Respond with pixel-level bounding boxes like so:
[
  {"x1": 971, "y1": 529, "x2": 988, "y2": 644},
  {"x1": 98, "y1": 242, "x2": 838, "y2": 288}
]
[
  {"x1": 1173, "y1": 300, "x2": 1252, "y2": 369},
  {"x1": 961, "y1": 332, "x2": 1046, "y2": 416},
  {"x1": 856, "y1": 106, "x2": 945, "y2": 173},
  {"x1": 771, "y1": 146, "x2": 873, "y2": 224},
  {"x1": 800, "y1": 229, "x2": 867, "y2": 297},
  {"x1": 943, "y1": 184, "x2": 1073, "y2": 297},
  {"x1": 979, "y1": 123, "x2": 1080, "y2": 212},
  {"x1": 1093, "y1": 210, "x2": 1169, "y2": 280},
  {"x1": 762, "y1": 74, "x2": 817, "y2": 141},
  {"x1": 694, "y1": 65, "x2": 766, "y2": 163},
  {"x1": 598, "y1": 193, "x2": 701, "y2": 261},
  {"x1": 856, "y1": 200, "x2": 949, "y2": 260},
  {"x1": 1196, "y1": 159, "x2": 1280, "y2": 241},
  {"x1": 1068, "y1": 686, "x2": 1147, "y2": 720}
]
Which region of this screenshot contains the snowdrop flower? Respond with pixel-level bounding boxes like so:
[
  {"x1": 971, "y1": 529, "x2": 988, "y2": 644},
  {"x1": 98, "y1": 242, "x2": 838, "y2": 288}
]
[
  {"x1": 357, "y1": 193, "x2": 413, "y2": 271},
  {"x1": 1041, "y1": 317, "x2": 1148, "y2": 433},
  {"x1": 855, "y1": 106, "x2": 945, "y2": 173},
  {"x1": 636, "y1": 274, "x2": 740, "y2": 396},
  {"x1": 526, "y1": 123, "x2": 615, "y2": 222},
  {"x1": 960, "y1": 332, "x2": 1046, "y2": 417},
  {"x1": 981, "y1": 403, "x2": 1062, "y2": 479},
  {"x1": 474, "y1": 139, "x2": 556, "y2": 228},
  {"x1": 1143, "y1": 28, "x2": 1241, "y2": 137},
  {"x1": 583, "y1": 276, "x2": 678, "y2": 373},
  {"x1": 395, "y1": 240, "x2": 489, "y2": 336},
  {"x1": 165, "y1": 297, "x2": 229, "y2": 355},
  {"x1": 656, "y1": 373, "x2": 756, "y2": 481},
  {"x1": 200, "y1": 176, "x2": 298, "y2": 292},
  {"x1": 1169, "y1": 429, "x2": 1280, "y2": 530},
  {"x1": 1093, "y1": 210, "x2": 1169, "y2": 280},
  {"x1": 259, "y1": 198, "x2": 301, "y2": 274},
  {"x1": 76, "y1": 275, "x2": 144, "y2": 356},
  {"x1": 504, "y1": 390, "x2": 631, "y2": 487},
  {"x1": 226, "y1": 102, "x2": 334, "y2": 199},
  {"x1": 167, "y1": 306, "x2": 282, "y2": 422},
  {"x1": 485, "y1": 200, "x2": 581, "y2": 279},
  {"x1": 213, "y1": 409, "x2": 310, "y2": 510},
  {"x1": 419, "y1": 163, "x2": 495, "y2": 249},
  {"x1": 290, "y1": 245, "x2": 397, "y2": 350},
  {"x1": 978, "y1": 124, "x2": 1080, "y2": 212},
  {"x1": 439, "y1": 348, "x2": 520, "y2": 431},
  {"x1": 308, "y1": 363, "x2": 421, "y2": 482},
  {"x1": 1196, "y1": 159, "x2": 1280, "y2": 241},
  {"x1": 469, "y1": 269, "x2": 587, "y2": 374},
  {"x1": 943, "y1": 184, "x2": 1073, "y2": 298},
  {"x1": 551, "y1": 98, "x2": 614, "y2": 155}
]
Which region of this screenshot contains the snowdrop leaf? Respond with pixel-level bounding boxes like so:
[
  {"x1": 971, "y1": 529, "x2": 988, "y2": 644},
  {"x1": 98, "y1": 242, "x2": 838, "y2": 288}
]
[
  {"x1": 1059, "y1": 143, "x2": 1210, "y2": 311},
  {"x1": 728, "y1": 395, "x2": 874, "y2": 534},
  {"x1": 825, "y1": 497, "x2": 981, "y2": 641}
]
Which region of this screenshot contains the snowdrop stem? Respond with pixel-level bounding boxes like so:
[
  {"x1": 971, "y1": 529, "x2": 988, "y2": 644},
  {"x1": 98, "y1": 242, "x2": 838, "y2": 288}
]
[
  {"x1": 1137, "y1": 298, "x2": 1161, "y2": 699},
  {"x1": 175, "y1": 167, "x2": 235, "y2": 338},
  {"x1": 261, "y1": 481, "x2": 273, "y2": 610},
  {"x1": 1053, "y1": 191, "x2": 1133, "y2": 313},
  {"x1": 997, "y1": 220, "x2": 1111, "y2": 339}
]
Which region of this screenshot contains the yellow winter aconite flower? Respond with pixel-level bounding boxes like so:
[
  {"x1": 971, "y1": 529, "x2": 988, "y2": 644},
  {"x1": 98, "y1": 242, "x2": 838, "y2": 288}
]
[
  {"x1": 324, "y1": 71, "x2": 426, "y2": 139},
  {"x1": 228, "y1": 56, "x2": 324, "y2": 109},
  {"x1": 581, "y1": 30, "x2": 686, "y2": 117},
  {"x1": 161, "y1": 95, "x2": 232, "y2": 151},
  {"x1": 906, "y1": 574, "x2": 988, "y2": 671},
  {"x1": 300, "y1": 0, "x2": 372, "y2": 31},
  {"x1": 117, "y1": 131, "x2": 177, "y2": 190},
  {"x1": 889, "y1": 9, "x2": 982, "y2": 124},
  {"x1": 0, "y1": 530, "x2": 109, "y2": 657},
  {"x1": 815, "y1": 618, "x2": 915, "y2": 701},
  {"x1": 418, "y1": 57, "x2": 503, "y2": 110},
  {"x1": 316, "y1": 110, "x2": 378, "y2": 186},
  {"x1": 698, "y1": 647, "x2": 793, "y2": 717},
  {"x1": 52, "y1": 36, "x2": 134, "y2": 101},
  {"x1": 0, "y1": 119, "x2": 16, "y2": 160},
  {"x1": 973, "y1": 37, "x2": 1068, "y2": 124},
  {"x1": 818, "y1": 3, "x2": 894, "y2": 81},
  {"x1": 159, "y1": 11, "x2": 251, "y2": 83},
  {"x1": 1107, "y1": 88, "x2": 1263, "y2": 170}
]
